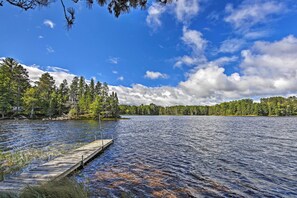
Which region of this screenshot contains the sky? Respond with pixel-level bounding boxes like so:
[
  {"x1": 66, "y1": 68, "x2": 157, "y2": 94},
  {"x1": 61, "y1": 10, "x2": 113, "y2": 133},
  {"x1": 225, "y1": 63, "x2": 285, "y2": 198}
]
[{"x1": 1, "y1": 0, "x2": 297, "y2": 106}]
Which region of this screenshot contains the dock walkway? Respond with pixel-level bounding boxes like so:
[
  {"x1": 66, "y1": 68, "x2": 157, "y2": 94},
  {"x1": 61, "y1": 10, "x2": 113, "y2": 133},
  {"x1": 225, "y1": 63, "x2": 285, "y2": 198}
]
[{"x1": 0, "y1": 139, "x2": 113, "y2": 192}]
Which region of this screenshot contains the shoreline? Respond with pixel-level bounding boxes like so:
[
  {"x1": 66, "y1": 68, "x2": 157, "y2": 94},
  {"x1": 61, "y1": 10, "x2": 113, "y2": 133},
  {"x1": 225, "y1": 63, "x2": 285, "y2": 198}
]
[{"x1": 0, "y1": 115, "x2": 127, "y2": 121}]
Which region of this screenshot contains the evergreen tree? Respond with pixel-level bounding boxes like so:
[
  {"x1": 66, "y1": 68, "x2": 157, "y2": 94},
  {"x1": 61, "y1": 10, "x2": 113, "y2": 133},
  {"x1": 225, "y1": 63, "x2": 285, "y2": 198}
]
[
  {"x1": 90, "y1": 78, "x2": 95, "y2": 102},
  {"x1": 36, "y1": 73, "x2": 55, "y2": 116},
  {"x1": 69, "y1": 76, "x2": 79, "y2": 116},
  {"x1": 95, "y1": 81, "x2": 102, "y2": 96},
  {"x1": 0, "y1": 58, "x2": 30, "y2": 116},
  {"x1": 57, "y1": 79, "x2": 70, "y2": 115},
  {"x1": 0, "y1": 68, "x2": 11, "y2": 118}
]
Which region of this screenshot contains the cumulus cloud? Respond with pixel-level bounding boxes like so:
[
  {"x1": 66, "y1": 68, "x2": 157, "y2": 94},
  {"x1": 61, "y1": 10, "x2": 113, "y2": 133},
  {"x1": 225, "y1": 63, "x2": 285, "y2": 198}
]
[
  {"x1": 4, "y1": 35, "x2": 297, "y2": 106},
  {"x1": 111, "y1": 35, "x2": 297, "y2": 105},
  {"x1": 146, "y1": 0, "x2": 200, "y2": 29},
  {"x1": 21, "y1": 64, "x2": 76, "y2": 86},
  {"x1": 110, "y1": 84, "x2": 198, "y2": 106},
  {"x1": 224, "y1": 0, "x2": 285, "y2": 37},
  {"x1": 240, "y1": 35, "x2": 297, "y2": 78},
  {"x1": 144, "y1": 71, "x2": 168, "y2": 80},
  {"x1": 118, "y1": 76, "x2": 124, "y2": 81},
  {"x1": 43, "y1": 19, "x2": 55, "y2": 29},
  {"x1": 175, "y1": 0, "x2": 199, "y2": 22},
  {"x1": 146, "y1": 3, "x2": 166, "y2": 30},
  {"x1": 175, "y1": 27, "x2": 207, "y2": 67}
]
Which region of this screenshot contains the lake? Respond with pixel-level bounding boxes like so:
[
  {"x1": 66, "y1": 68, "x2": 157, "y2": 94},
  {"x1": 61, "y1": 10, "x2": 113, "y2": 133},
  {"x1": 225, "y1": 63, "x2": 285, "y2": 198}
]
[{"x1": 1, "y1": 116, "x2": 297, "y2": 197}]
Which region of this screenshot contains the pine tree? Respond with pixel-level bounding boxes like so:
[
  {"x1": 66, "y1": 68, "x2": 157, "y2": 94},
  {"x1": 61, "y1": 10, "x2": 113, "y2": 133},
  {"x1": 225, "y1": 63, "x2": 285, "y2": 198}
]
[{"x1": 36, "y1": 73, "x2": 55, "y2": 116}]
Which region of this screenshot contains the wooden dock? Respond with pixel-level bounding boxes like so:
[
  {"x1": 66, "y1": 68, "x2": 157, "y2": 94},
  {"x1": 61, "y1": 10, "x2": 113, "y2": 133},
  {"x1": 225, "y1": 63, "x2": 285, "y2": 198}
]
[{"x1": 0, "y1": 139, "x2": 113, "y2": 192}]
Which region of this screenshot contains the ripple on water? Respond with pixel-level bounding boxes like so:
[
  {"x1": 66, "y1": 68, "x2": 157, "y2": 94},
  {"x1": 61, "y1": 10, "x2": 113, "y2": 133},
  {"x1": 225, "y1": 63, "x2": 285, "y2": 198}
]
[{"x1": 1, "y1": 116, "x2": 297, "y2": 197}]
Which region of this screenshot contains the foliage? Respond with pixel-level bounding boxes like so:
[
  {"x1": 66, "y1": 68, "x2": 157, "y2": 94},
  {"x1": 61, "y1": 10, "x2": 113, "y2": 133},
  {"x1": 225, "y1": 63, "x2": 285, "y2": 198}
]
[
  {"x1": 1, "y1": 0, "x2": 172, "y2": 28},
  {"x1": 0, "y1": 57, "x2": 120, "y2": 119},
  {"x1": 23, "y1": 87, "x2": 38, "y2": 118},
  {"x1": 120, "y1": 96, "x2": 297, "y2": 116},
  {"x1": 0, "y1": 58, "x2": 30, "y2": 118}
]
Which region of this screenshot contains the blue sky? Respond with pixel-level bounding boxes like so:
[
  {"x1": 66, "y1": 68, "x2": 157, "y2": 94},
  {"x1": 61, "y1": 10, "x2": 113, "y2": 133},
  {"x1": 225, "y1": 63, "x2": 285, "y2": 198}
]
[{"x1": 1, "y1": 0, "x2": 297, "y2": 105}]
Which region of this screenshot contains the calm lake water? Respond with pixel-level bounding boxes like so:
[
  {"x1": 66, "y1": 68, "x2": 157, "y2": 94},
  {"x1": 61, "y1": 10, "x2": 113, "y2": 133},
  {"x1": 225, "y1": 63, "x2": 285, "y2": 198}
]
[{"x1": 1, "y1": 116, "x2": 297, "y2": 197}]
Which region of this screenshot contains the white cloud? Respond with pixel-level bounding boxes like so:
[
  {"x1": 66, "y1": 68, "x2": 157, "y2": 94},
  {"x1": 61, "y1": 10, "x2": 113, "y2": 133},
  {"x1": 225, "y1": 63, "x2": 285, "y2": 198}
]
[
  {"x1": 212, "y1": 56, "x2": 238, "y2": 66},
  {"x1": 243, "y1": 30, "x2": 269, "y2": 39},
  {"x1": 20, "y1": 64, "x2": 76, "y2": 86},
  {"x1": 174, "y1": 55, "x2": 199, "y2": 67},
  {"x1": 146, "y1": 0, "x2": 200, "y2": 29},
  {"x1": 240, "y1": 35, "x2": 297, "y2": 78},
  {"x1": 111, "y1": 35, "x2": 297, "y2": 105},
  {"x1": 46, "y1": 46, "x2": 55, "y2": 53},
  {"x1": 181, "y1": 26, "x2": 207, "y2": 54},
  {"x1": 43, "y1": 19, "x2": 55, "y2": 29},
  {"x1": 144, "y1": 71, "x2": 169, "y2": 80},
  {"x1": 38, "y1": 35, "x2": 44, "y2": 39},
  {"x1": 175, "y1": 27, "x2": 207, "y2": 67},
  {"x1": 47, "y1": 66, "x2": 69, "y2": 73},
  {"x1": 117, "y1": 76, "x2": 124, "y2": 81},
  {"x1": 175, "y1": 0, "x2": 199, "y2": 22},
  {"x1": 112, "y1": 70, "x2": 118, "y2": 74},
  {"x1": 108, "y1": 57, "x2": 119, "y2": 64},
  {"x1": 219, "y1": 38, "x2": 246, "y2": 53},
  {"x1": 146, "y1": 3, "x2": 166, "y2": 30},
  {"x1": 224, "y1": 0, "x2": 285, "y2": 36},
  {"x1": 4, "y1": 35, "x2": 297, "y2": 106},
  {"x1": 110, "y1": 84, "x2": 198, "y2": 106}
]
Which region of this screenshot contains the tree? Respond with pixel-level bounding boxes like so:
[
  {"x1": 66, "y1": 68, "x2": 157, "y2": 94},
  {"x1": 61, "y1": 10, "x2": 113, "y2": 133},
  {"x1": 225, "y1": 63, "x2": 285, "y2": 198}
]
[
  {"x1": 90, "y1": 95, "x2": 102, "y2": 119},
  {"x1": 23, "y1": 87, "x2": 38, "y2": 118},
  {"x1": 0, "y1": 58, "x2": 121, "y2": 119},
  {"x1": 0, "y1": 58, "x2": 30, "y2": 116},
  {"x1": 57, "y1": 79, "x2": 69, "y2": 115},
  {"x1": 12, "y1": 63, "x2": 30, "y2": 113},
  {"x1": 69, "y1": 76, "x2": 80, "y2": 117},
  {"x1": 36, "y1": 73, "x2": 55, "y2": 116},
  {"x1": 1, "y1": 0, "x2": 172, "y2": 28},
  {"x1": 95, "y1": 81, "x2": 102, "y2": 96},
  {"x1": 0, "y1": 68, "x2": 11, "y2": 118},
  {"x1": 89, "y1": 78, "x2": 95, "y2": 102}
]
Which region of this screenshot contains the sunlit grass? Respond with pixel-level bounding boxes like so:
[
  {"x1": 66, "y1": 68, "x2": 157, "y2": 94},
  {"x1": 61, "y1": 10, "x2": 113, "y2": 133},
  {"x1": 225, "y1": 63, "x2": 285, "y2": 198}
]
[
  {"x1": 0, "y1": 178, "x2": 89, "y2": 198},
  {"x1": 0, "y1": 143, "x2": 85, "y2": 181}
]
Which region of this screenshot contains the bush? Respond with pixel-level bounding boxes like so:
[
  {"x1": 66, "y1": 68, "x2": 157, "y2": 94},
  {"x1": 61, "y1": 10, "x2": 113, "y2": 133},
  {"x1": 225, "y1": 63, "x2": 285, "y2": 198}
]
[{"x1": 68, "y1": 108, "x2": 78, "y2": 119}]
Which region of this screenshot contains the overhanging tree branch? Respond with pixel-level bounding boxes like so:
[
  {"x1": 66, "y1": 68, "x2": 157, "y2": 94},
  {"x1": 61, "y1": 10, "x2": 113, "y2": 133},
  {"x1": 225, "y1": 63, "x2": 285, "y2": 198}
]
[{"x1": 2, "y1": 0, "x2": 172, "y2": 28}]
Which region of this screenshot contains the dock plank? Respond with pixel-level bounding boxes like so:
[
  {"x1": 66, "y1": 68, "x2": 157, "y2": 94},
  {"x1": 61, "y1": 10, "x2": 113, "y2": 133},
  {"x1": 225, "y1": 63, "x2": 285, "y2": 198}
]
[{"x1": 0, "y1": 139, "x2": 113, "y2": 192}]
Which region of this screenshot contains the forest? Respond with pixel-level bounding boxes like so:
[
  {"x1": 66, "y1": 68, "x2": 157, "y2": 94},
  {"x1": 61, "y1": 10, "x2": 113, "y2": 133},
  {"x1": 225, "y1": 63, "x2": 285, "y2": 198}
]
[
  {"x1": 0, "y1": 58, "x2": 120, "y2": 119},
  {"x1": 2, "y1": 57, "x2": 297, "y2": 119},
  {"x1": 119, "y1": 97, "x2": 297, "y2": 116}
]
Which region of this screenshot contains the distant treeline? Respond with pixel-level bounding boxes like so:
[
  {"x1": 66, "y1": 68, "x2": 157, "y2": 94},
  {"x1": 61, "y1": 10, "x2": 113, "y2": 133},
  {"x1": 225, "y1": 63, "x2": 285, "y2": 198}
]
[
  {"x1": 0, "y1": 58, "x2": 119, "y2": 119},
  {"x1": 120, "y1": 97, "x2": 297, "y2": 116}
]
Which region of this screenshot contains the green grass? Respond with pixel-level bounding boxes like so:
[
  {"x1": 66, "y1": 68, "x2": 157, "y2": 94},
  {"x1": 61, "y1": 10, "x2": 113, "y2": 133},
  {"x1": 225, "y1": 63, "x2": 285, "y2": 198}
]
[
  {"x1": 21, "y1": 179, "x2": 89, "y2": 198},
  {"x1": 0, "y1": 179, "x2": 89, "y2": 198},
  {"x1": 0, "y1": 143, "x2": 85, "y2": 181}
]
